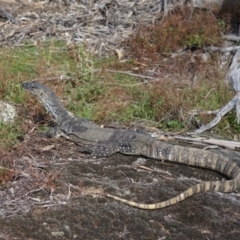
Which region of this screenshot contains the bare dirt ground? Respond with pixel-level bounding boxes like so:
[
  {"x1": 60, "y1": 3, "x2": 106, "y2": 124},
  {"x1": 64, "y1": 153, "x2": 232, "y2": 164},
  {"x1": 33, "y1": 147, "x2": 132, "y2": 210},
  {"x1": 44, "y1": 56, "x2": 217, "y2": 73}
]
[{"x1": 1, "y1": 1, "x2": 240, "y2": 240}]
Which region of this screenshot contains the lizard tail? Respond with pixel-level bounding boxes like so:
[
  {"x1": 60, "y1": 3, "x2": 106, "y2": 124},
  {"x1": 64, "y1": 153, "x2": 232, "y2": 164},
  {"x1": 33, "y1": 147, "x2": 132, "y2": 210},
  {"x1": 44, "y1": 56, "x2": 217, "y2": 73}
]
[{"x1": 106, "y1": 177, "x2": 239, "y2": 209}]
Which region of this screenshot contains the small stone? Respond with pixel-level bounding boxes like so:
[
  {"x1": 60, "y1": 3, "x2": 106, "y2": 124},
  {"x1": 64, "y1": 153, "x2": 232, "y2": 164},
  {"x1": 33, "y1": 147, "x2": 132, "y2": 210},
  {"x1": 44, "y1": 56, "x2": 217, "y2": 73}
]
[
  {"x1": 123, "y1": 189, "x2": 131, "y2": 195},
  {"x1": 51, "y1": 231, "x2": 64, "y2": 237},
  {"x1": 64, "y1": 225, "x2": 70, "y2": 232}
]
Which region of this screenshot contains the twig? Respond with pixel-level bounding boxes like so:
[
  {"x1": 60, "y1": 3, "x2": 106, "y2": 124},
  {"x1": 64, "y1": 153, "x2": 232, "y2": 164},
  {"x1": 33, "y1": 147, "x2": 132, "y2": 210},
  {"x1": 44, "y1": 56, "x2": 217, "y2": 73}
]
[
  {"x1": 205, "y1": 46, "x2": 240, "y2": 52},
  {"x1": 158, "y1": 174, "x2": 175, "y2": 180},
  {"x1": 42, "y1": 203, "x2": 67, "y2": 208},
  {"x1": 105, "y1": 80, "x2": 159, "y2": 87},
  {"x1": 29, "y1": 76, "x2": 72, "y2": 82},
  {"x1": 137, "y1": 165, "x2": 175, "y2": 180},
  {"x1": 21, "y1": 184, "x2": 46, "y2": 199},
  {"x1": 138, "y1": 165, "x2": 153, "y2": 172},
  {"x1": 104, "y1": 69, "x2": 154, "y2": 79}
]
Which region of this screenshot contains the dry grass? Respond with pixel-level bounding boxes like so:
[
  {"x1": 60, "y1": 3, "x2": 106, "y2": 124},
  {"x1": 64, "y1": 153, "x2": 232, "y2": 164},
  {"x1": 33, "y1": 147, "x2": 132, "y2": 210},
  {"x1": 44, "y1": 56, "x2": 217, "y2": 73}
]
[
  {"x1": 125, "y1": 7, "x2": 223, "y2": 63},
  {"x1": 0, "y1": 5, "x2": 236, "y2": 153},
  {"x1": 0, "y1": 153, "x2": 15, "y2": 185}
]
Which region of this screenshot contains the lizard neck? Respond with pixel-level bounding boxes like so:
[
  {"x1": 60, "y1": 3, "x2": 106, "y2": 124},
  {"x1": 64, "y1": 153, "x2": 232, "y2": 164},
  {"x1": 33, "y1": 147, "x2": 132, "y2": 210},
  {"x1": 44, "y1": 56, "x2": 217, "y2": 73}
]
[
  {"x1": 36, "y1": 89, "x2": 92, "y2": 135},
  {"x1": 38, "y1": 92, "x2": 71, "y2": 124}
]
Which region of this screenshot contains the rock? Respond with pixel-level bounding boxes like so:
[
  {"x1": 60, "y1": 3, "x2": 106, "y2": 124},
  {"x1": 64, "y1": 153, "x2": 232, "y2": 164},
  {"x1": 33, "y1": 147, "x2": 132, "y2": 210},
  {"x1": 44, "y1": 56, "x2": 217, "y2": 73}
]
[{"x1": 0, "y1": 101, "x2": 16, "y2": 123}]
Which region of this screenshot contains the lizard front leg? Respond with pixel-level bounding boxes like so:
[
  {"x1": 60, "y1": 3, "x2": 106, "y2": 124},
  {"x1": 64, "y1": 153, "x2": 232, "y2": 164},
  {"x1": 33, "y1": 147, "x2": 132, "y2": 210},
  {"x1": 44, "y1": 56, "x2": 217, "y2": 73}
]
[
  {"x1": 83, "y1": 144, "x2": 119, "y2": 158},
  {"x1": 85, "y1": 141, "x2": 137, "y2": 158}
]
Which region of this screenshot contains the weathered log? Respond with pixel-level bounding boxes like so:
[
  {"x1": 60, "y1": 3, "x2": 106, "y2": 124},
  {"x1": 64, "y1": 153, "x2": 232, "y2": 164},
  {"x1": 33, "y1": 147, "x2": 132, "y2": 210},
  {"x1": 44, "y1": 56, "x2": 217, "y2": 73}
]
[{"x1": 189, "y1": 49, "x2": 240, "y2": 134}]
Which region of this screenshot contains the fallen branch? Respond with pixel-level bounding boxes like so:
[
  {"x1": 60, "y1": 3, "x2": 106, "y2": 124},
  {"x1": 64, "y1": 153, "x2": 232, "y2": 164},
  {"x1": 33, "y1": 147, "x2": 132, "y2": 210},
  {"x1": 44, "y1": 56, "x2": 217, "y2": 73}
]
[
  {"x1": 222, "y1": 35, "x2": 240, "y2": 42},
  {"x1": 188, "y1": 95, "x2": 236, "y2": 134},
  {"x1": 205, "y1": 46, "x2": 240, "y2": 52},
  {"x1": 173, "y1": 135, "x2": 240, "y2": 151},
  {"x1": 104, "y1": 69, "x2": 154, "y2": 79},
  {"x1": 189, "y1": 49, "x2": 240, "y2": 134}
]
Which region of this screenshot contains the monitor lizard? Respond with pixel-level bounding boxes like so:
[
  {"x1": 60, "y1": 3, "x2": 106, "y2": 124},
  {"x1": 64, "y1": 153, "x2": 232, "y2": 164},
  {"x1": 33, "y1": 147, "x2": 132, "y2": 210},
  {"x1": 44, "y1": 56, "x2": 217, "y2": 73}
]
[{"x1": 22, "y1": 81, "x2": 240, "y2": 209}]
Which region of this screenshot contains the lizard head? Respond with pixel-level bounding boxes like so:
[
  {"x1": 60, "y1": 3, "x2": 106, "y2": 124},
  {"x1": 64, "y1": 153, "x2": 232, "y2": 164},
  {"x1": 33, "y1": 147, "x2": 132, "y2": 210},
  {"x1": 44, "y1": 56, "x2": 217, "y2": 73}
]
[
  {"x1": 22, "y1": 81, "x2": 66, "y2": 119},
  {"x1": 22, "y1": 81, "x2": 49, "y2": 98}
]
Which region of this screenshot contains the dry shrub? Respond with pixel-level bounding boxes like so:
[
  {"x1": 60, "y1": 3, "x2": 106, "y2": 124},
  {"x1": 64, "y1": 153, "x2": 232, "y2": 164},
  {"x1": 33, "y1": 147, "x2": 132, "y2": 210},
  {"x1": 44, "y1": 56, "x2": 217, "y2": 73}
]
[
  {"x1": 94, "y1": 86, "x2": 132, "y2": 122},
  {"x1": 126, "y1": 6, "x2": 223, "y2": 62},
  {"x1": 0, "y1": 153, "x2": 15, "y2": 185},
  {"x1": 143, "y1": 57, "x2": 232, "y2": 125},
  {"x1": 145, "y1": 81, "x2": 185, "y2": 122}
]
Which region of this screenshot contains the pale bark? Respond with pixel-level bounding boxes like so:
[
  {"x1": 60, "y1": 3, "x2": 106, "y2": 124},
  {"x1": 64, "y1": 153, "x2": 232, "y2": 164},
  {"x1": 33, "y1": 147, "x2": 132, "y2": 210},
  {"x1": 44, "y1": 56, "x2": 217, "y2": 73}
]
[{"x1": 189, "y1": 49, "x2": 240, "y2": 134}]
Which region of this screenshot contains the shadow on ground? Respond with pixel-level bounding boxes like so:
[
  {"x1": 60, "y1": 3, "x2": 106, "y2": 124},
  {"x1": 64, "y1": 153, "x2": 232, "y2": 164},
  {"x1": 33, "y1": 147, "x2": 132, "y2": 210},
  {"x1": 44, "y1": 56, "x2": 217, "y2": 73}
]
[{"x1": 1, "y1": 133, "x2": 240, "y2": 240}]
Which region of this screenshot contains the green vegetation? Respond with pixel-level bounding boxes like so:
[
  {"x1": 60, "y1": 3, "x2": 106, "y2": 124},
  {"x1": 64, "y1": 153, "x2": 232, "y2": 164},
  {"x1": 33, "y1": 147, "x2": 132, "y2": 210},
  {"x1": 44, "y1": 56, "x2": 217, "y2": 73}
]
[
  {"x1": 0, "y1": 121, "x2": 24, "y2": 150},
  {"x1": 0, "y1": 7, "x2": 238, "y2": 151}
]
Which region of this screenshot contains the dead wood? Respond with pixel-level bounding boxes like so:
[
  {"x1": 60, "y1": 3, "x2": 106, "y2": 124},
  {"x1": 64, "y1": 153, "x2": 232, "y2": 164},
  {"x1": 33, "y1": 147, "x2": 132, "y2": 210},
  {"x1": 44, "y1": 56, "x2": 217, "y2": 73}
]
[
  {"x1": 189, "y1": 49, "x2": 240, "y2": 134},
  {"x1": 0, "y1": 0, "x2": 169, "y2": 54},
  {"x1": 173, "y1": 135, "x2": 240, "y2": 151},
  {"x1": 222, "y1": 35, "x2": 240, "y2": 42},
  {"x1": 0, "y1": 0, "x2": 223, "y2": 53},
  {"x1": 205, "y1": 46, "x2": 240, "y2": 53}
]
